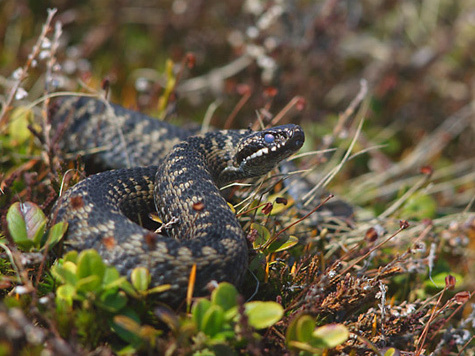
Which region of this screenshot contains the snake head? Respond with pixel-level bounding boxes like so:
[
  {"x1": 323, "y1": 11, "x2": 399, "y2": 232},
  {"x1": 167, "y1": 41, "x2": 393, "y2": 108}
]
[{"x1": 225, "y1": 124, "x2": 305, "y2": 181}]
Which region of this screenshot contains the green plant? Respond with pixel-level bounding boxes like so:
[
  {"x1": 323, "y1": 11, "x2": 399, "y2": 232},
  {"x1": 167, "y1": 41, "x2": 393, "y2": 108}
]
[
  {"x1": 5, "y1": 201, "x2": 66, "y2": 251},
  {"x1": 51, "y1": 249, "x2": 168, "y2": 349},
  {"x1": 251, "y1": 222, "x2": 299, "y2": 254},
  {"x1": 286, "y1": 314, "x2": 349, "y2": 355},
  {"x1": 191, "y1": 282, "x2": 283, "y2": 348},
  {"x1": 52, "y1": 249, "x2": 129, "y2": 311}
]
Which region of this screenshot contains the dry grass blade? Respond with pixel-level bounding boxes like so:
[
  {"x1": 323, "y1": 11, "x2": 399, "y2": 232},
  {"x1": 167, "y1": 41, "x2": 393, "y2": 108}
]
[
  {"x1": 303, "y1": 110, "x2": 367, "y2": 207},
  {"x1": 352, "y1": 102, "x2": 475, "y2": 189},
  {"x1": 186, "y1": 264, "x2": 197, "y2": 313}
]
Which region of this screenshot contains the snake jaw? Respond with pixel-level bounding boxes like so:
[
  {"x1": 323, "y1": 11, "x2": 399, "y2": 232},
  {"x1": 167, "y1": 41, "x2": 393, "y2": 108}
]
[
  {"x1": 235, "y1": 124, "x2": 305, "y2": 175},
  {"x1": 215, "y1": 124, "x2": 304, "y2": 186}
]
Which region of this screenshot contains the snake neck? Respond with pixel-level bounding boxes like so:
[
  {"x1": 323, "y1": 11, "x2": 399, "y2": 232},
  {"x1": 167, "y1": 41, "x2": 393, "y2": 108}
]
[
  {"x1": 152, "y1": 125, "x2": 306, "y2": 239},
  {"x1": 190, "y1": 131, "x2": 254, "y2": 185},
  {"x1": 154, "y1": 135, "x2": 244, "y2": 241}
]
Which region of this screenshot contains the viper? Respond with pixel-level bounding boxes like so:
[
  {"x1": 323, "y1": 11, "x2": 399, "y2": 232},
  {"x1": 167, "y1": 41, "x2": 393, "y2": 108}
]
[{"x1": 50, "y1": 96, "x2": 304, "y2": 304}]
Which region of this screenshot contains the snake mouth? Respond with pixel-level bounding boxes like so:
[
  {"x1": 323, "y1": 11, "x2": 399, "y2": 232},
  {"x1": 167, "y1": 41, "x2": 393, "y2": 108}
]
[{"x1": 236, "y1": 124, "x2": 305, "y2": 168}]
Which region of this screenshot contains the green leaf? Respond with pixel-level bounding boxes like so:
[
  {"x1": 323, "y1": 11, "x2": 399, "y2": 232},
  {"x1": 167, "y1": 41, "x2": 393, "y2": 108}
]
[
  {"x1": 32, "y1": 220, "x2": 47, "y2": 247},
  {"x1": 383, "y1": 348, "x2": 399, "y2": 356},
  {"x1": 44, "y1": 222, "x2": 68, "y2": 249},
  {"x1": 103, "y1": 267, "x2": 128, "y2": 290},
  {"x1": 76, "y1": 275, "x2": 102, "y2": 293},
  {"x1": 211, "y1": 282, "x2": 238, "y2": 312},
  {"x1": 116, "y1": 345, "x2": 138, "y2": 355},
  {"x1": 295, "y1": 315, "x2": 316, "y2": 343},
  {"x1": 248, "y1": 252, "x2": 266, "y2": 278},
  {"x1": 52, "y1": 261, "x2": 78, "y2": 285},
  {"x1": 103, "y1": 266, "x2": 121, "y2": 284},
  {"x1": 426, "y1": 272, "x2": 464, "y2": 289},
  {"x1": 201, "y1": 305, "x2": 225, "y2": 337},
  {"x1": 192, "y1": 298, "x2": 212, "y2": 331},
  {"x1": 312, "y1": 324, "x2": 349, "y2": 348},
  {"x1": 131, "y1": 267, "x2": 151, "y2": 292},
  {"x1": 64, "y1": 250, "x2": 78, "y2": 264},
  {"x1": 117, "y1": 280, "x2": 139, "y2": 298},
  {"x1": 285, "y1": 315, "x2": 299, "y2": 344},
  {"x1": 7, "y1": 202, "x2": 46, "y2": 249},
  {"x1": 113, "y1": 315, "x2": 140, "y2": 333},
  {"x1": 287, "y1": 340, "x2": 320, "y2": 354},
  {"x1": 251, "y1": 223, "x2": 271, "y2": 250},
  {"x1": 267, "y1": 235, "x2": 299, "y2": 253},
  {"x1": 77, "y1": 249, "x2": 106, "y2": 281},
  {"x1": 145, "y1": 284, "x2": 172, "y2": 295},
  {"x1": 111, "y1": 309, "x2": 143, "y2": 345},
  {"x1": 245, "y1": 301, "x2": 283, "y2": 329},
  {"x1": 267, "y1": 193, "x2": 294, "y2": 215},
  {"x1": 8, "y1": 107, "x2": 33, "y2": 144},
  {"x1": 97, "y1": 289, "x2": 128, "y2": 312},
  {"x1": 56, "y1": 284, "x2": 76, "y2": 306}
]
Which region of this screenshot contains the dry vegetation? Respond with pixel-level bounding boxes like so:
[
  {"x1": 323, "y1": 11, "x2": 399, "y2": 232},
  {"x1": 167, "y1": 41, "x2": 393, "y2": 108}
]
[{"x1": 0, "y1": 1, "x2": 474, "y2": 355}]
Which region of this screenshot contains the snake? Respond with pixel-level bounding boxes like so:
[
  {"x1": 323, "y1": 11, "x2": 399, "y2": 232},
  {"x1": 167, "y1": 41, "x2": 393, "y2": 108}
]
[{"x1": 49, "y1": 96, "x2": 305, "y2": 304}]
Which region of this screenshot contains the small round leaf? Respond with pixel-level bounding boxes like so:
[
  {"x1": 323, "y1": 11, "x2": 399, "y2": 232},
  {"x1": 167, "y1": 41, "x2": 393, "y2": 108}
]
[
  {"x1": 296, "y1": 315, "x2": 316, "y2": 342},
  {"x1": 98, "y1": 290, "x2": 128, "y2": 312},
  {"x1": 77, "y1": 249, "x2": 106, "y2": 281},
  {"x1": 44, "y1": 222, "x2": 68, "y2": 249},
  {"x1": 8, "y1": 107, "x2": 33, "y2": 144},
  {"x1": 7, "y1": 202, "x2": 46, "y2": 249},
  {"x1": 131, "y1": 267, "x2": 151, "y2": 292},
  {"x1": 268, "y1": 235, "x2": 299, "y2": 253},
  {"x1": 52, "y1": 261, "x2": 78, "y2": 285},
  {"x1": 312, "y1": 324, "x2": 349, "y2": 348},
  {"x1": 192, "y1": 298, "x2": 212, "y2": 330},
  {"x1": 211, "y1": 282, "x2": 238, "y2": 312},
  {"x1": 56, "y1": 284, "x2": 75, "y2": 307},
  {"x1": 251, "y1": 223, "x2": 271, "y2": 250},
  {"x1": 245, "y1": 301, "x2": 283, "y2": 329},
  {"x1": 76, "y1": 275, "x2": 102, "y2": 293},
  {"x1": 201, "y1": 305, "x2": 225, "y2": 337}
]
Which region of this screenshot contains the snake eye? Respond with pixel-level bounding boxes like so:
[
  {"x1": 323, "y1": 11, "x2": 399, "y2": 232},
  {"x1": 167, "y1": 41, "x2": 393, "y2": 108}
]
[{"x1": 264, "y1": 133, "x2": 275, "y2": 144}]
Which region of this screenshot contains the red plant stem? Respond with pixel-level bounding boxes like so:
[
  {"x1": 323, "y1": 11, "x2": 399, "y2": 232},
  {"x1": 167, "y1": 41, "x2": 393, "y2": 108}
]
[
  {"x1": 415, "y1": 287, "x2": 446, "y2": 356},
  {"x1": 429, "y1": 290, "x2": 474, "y2": 341},
  {"x1": 269, "y1": 96, "x2": 304, "y2": 127},
  {"x1": 330, "y1": 223, "x2": 408, "y2": 285},
  {"x1": 236, "y1": 202, "x2": 269, "y2": 218},
  {"x1": 224, "y1": 89, "x2": 251, "y2": 129}
]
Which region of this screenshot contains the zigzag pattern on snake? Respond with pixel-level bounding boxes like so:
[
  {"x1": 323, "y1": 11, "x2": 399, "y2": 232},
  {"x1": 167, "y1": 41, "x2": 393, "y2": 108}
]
[{"x1": 49, "y1": 96, "x2": 304, "y2": 304}]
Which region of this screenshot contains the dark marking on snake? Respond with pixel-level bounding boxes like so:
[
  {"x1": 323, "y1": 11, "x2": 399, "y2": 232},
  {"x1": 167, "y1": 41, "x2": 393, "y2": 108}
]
[{"x1": 49, "y1": 96, "x2": 305, "y2": 305}]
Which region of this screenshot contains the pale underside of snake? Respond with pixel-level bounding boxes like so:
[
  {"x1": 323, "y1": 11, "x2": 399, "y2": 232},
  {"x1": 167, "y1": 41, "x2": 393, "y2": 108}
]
[{"x1": 49, "y1": 96, "x2": 305, "y2": 305}]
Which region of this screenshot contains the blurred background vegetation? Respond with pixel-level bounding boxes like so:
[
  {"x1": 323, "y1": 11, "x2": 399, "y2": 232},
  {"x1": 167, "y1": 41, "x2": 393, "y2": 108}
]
[{"x1": 1, "y1": 0, "x2": 474, "y2": 157}]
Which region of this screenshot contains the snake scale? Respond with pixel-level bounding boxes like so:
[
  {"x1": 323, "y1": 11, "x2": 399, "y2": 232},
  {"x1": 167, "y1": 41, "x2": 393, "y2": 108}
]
[{"x1": 50, "y1": 96, "x2": 304, "y2": 304}]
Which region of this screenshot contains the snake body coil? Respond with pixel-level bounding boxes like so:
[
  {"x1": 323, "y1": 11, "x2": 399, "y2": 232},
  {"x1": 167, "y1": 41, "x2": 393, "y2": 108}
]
[{"x1": 50, "y1": 96, "x2": 304, "y2": 304}]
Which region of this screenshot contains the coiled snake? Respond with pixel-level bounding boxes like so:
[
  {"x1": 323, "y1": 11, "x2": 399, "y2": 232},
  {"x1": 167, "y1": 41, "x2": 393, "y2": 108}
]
[{"x1": 50, "y1": 96, "x2": 304, "y2": 304}]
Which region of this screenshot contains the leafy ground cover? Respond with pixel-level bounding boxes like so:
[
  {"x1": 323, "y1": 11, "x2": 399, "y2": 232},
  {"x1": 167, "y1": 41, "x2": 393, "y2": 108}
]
[{"x1": 0, "y1": 1, "x2": 474, "y2": 355}]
